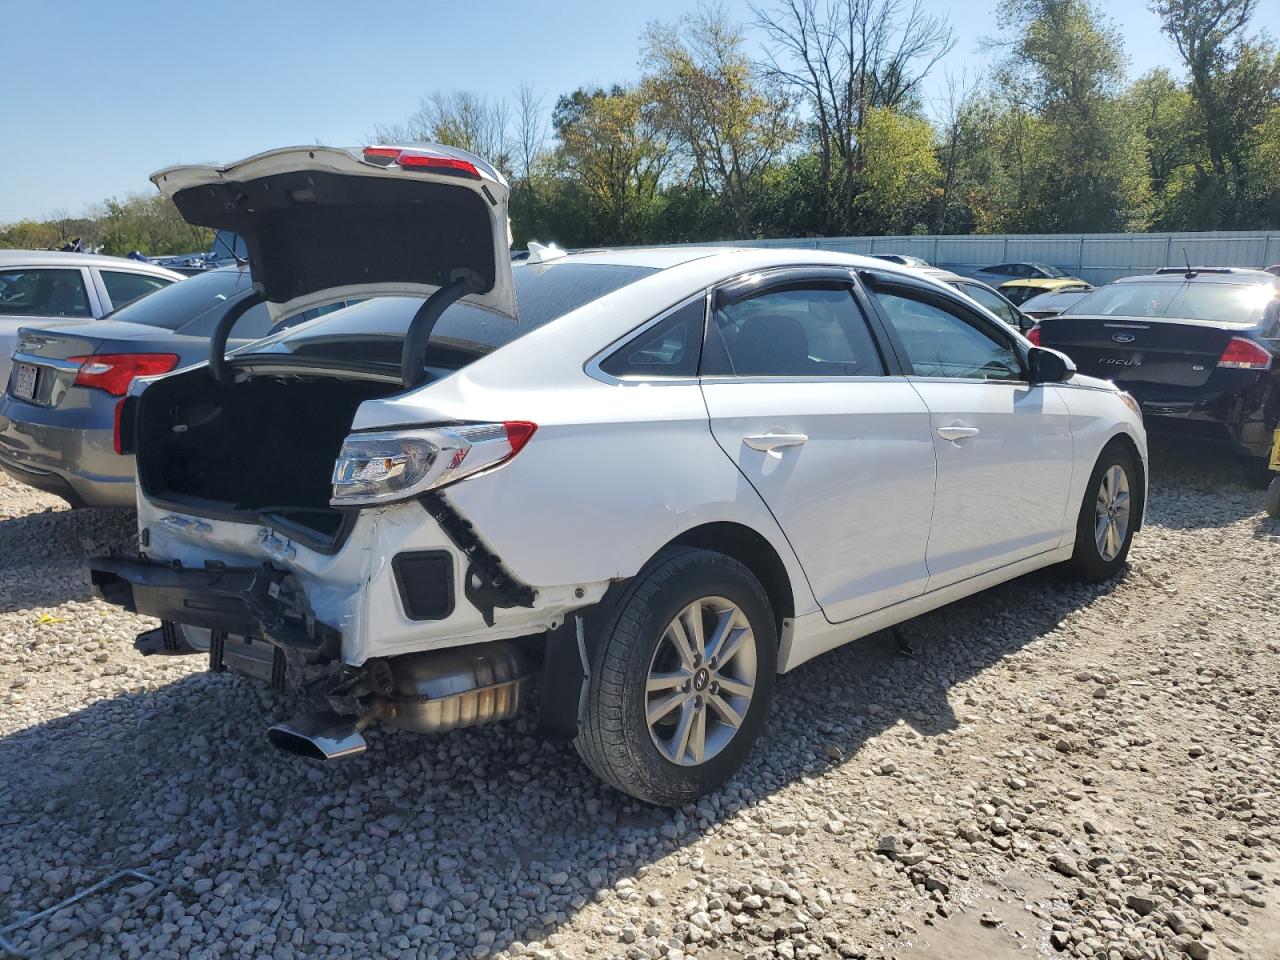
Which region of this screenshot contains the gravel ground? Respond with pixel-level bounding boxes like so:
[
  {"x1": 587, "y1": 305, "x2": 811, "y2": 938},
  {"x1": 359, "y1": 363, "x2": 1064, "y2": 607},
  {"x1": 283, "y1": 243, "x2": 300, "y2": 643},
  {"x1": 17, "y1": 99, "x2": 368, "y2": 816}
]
[{"x1": 0, "y1": 446, "x2": 1277, "y2": 960}]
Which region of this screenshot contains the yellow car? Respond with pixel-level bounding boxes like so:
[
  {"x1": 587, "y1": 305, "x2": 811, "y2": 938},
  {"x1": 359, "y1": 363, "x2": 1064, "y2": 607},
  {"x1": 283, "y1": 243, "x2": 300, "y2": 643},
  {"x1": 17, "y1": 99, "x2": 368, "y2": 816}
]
[{"x1": 997, "y1": 276, "x2": 1092, "y2": 306}]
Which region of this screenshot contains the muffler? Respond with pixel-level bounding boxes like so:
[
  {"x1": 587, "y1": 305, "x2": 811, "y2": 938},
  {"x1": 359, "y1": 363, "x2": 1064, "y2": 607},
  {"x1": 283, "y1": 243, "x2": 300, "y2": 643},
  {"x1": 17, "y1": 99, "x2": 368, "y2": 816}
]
[{"x1": 266, "y1": 641, "x2": 530, "y2": 761}]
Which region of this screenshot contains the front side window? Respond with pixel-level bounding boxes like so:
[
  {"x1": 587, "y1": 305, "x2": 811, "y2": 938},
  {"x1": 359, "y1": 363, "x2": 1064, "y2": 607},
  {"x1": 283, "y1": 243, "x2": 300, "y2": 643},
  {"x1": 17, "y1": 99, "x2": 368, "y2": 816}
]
[
  {"x1": 101, "y1": 270, "x2": 172, "y2": 309},
  {"x1": 875, "y1": 288, "x2": 1022, "y2": 381},
  {"x1": 704, "y1": 284, "x2": 885, "y2": 377},
  {"x1": 0, "y1": 268, "x2": 91, "y2": 318}
]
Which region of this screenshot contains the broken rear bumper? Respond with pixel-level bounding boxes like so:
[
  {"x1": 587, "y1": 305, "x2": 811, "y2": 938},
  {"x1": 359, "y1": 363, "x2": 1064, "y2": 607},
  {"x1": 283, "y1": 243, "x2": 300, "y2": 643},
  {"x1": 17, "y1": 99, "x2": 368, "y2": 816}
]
[{"x1": 89, "y1": 555, "x2": 341, "y2": 664}]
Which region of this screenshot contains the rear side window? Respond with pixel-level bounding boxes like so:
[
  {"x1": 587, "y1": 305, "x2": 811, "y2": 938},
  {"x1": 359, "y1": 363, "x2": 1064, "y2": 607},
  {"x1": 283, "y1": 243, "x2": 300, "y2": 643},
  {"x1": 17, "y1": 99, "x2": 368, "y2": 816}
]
[
  {"x1": 599, "y1": 297, "x2": 704, "y2": 379},
  {"x1": 0, "y1": 268, "x2": 91, "y2": 318},
  {"x1": 108, "y1": 268, "x2": 253, "y2": 330},
  {"x1": 704, "y1": 284, "x2": 885, "y2": 377},
  {"x1": 875, "y1": 288, "x2": 1022, "y2": 381},
  {"x1": 101, "y1": 270, "x2": 172, "y2": 309}
]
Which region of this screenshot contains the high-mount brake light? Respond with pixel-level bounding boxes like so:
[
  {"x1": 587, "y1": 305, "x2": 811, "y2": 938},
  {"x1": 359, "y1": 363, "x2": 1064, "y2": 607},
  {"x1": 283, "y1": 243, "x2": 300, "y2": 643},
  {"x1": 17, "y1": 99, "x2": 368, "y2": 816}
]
[
  {"x1": 69, "y1": 353, "x2": 180, "y2": 397},
  {"x1": 1217, "y1": 336, "x2": 1272, "y2": 370},
  {"x1": 361, "y1": 146, "x2": 481, "y2": 179},
  {"x1": 331, "y1": 421, "x2": 537, "y2": 507}
]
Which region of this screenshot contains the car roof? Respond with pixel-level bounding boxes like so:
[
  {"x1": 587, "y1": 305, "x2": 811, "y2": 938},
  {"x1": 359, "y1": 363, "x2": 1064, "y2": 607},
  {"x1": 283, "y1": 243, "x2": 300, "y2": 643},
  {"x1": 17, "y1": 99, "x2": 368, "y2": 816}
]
[
  {"x1": 0, "y1": 249, "x2": 185, "y2": 278},
  {"x1": 1116, "y1": 268, "x2": 1280, "y2": 285}
]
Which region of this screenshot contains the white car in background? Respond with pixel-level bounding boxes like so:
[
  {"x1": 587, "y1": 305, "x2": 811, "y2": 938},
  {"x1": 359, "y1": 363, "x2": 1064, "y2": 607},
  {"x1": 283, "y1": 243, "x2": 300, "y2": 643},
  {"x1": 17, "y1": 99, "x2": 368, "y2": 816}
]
[
  {"x1": 92, "y1": 144, "x2": 1147, "y2": 805},
  {"x1": 0, "y1": 251, "x2": 183, "y2": 386}
]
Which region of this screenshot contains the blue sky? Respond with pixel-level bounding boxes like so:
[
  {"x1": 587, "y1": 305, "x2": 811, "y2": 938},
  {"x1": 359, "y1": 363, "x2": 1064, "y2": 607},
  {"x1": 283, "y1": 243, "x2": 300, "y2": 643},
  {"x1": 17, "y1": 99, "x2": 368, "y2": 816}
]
[{"x1": 2, "y1": 0, "x2": 1180, "y2": 222}]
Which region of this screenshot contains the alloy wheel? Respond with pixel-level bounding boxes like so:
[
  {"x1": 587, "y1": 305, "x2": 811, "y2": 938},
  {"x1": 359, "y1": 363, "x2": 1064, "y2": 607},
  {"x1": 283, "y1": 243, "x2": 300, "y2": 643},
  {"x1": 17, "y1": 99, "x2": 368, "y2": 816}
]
[
  {"x1": 1094, "y1": 464, "x2": 1131, "y2": 562},
  {"x1": 644, "y1": 596, "x2": 757, "y2": 766}
]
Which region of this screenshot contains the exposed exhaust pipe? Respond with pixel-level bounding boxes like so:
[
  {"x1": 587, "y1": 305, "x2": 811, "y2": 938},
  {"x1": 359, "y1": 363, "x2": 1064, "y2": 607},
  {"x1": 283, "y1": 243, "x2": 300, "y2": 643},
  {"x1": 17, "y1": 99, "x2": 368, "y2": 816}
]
[
  {"x1": 266, "y1": 704, "x2": 391, "y2": 761},
  {"x1": 266, "y1": 641, "x2": 529, "y2": 762}
]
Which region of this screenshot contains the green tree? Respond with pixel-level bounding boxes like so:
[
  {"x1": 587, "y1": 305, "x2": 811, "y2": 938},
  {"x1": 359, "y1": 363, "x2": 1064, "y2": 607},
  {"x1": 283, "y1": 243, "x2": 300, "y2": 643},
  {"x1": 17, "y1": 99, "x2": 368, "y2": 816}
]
[
  {"x1": 855, "y1": 107, "x2": 940, "y2": 233},
  {"x1": 552, "y1": 86, "x2": 674, "y2": 245},
  {"x1": 642, "y1": 5, "x2": 796, "y2": 237},
  {"x1": 988, "y1": 0, "x2": 1150, "y2": 231},
  {"x1": 1149, "y1": 0, "x2": 1280, "y2": 226}
]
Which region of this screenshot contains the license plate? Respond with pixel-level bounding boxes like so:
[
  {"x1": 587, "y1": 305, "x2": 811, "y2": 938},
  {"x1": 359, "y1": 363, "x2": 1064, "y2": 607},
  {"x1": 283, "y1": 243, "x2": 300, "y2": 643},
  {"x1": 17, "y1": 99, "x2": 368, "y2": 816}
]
[
  {"x1": 12, "y1": 363, "x2": 37, "y2": 401},
  {"x1": 1270, "y1": 428, "x2": 1280, "y2": 472}
]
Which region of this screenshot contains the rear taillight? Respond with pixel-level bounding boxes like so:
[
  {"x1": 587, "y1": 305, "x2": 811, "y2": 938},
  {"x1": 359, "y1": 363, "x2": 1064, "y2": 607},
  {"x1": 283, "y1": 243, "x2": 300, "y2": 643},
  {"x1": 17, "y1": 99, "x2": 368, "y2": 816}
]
[
  {"x1": 331, "y1": 421, "x2": 537, "y2": 507},
  {"x1": 1027, "y1": 324, "x2": 1042, "y2": 346},
  {"x1": 69, "y1": 353, "x2": 179, "y2": 396},
  {"x1": 361, "y1": 146, "x2": 481, "y2": 179},
  {"x1": 1217, "y1": 336, "x2": 1272, "y2": 370}
]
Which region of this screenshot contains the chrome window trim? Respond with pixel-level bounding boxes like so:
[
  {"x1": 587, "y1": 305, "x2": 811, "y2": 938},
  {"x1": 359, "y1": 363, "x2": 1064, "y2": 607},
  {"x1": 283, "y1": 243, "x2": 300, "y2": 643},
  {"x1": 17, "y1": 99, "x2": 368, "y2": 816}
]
[{"x1": 584, "y1": 290, "x2": 711, "y2": 386}]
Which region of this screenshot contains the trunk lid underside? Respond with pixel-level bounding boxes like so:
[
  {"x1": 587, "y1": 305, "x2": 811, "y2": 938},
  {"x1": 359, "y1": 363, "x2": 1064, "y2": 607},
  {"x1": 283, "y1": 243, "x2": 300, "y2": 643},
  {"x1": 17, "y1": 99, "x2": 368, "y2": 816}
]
[{"x1": 151, "y1": 145, "x2": 516, "y2": 325}]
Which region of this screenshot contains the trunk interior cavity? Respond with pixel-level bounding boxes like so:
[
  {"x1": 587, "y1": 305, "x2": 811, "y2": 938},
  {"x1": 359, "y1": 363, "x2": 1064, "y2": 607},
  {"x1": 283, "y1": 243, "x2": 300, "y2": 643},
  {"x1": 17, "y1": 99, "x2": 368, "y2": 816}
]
[{"x1": 136, "y1": 369, "x2": 399, "y2": 542}]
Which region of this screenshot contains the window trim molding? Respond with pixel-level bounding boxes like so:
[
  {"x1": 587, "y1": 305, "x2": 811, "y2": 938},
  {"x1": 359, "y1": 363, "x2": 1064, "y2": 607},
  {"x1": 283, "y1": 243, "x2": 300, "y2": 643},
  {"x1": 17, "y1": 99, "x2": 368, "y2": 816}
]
[{"x1": 584, "y1": 289, "x2": 711, "y2": 386}]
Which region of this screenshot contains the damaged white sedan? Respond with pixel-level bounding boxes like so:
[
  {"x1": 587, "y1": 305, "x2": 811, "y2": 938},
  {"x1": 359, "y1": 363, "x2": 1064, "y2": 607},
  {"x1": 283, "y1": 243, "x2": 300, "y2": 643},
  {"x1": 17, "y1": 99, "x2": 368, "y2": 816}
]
[{"x1": 91, "y1": 144, "x2": 1147, "y2": 804}]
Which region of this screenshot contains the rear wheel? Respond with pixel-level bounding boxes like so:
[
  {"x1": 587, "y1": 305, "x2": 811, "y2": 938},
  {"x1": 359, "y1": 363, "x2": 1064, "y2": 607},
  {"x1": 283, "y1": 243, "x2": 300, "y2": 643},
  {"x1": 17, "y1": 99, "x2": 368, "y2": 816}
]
[
  {"x1": 574, "y1": 548, "x2": 776, "y2": 805},
  {"x1": 1068, "y1": 442, "x2": 1139, "y2": 581}
]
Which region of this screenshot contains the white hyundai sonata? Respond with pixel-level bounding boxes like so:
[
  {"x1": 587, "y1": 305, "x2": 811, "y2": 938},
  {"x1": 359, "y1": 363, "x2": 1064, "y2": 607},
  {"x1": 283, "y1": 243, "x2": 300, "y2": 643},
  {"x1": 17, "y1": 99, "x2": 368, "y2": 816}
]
[{"x1": 91, "y1": 145, "x2": 1146, "y2": 804}]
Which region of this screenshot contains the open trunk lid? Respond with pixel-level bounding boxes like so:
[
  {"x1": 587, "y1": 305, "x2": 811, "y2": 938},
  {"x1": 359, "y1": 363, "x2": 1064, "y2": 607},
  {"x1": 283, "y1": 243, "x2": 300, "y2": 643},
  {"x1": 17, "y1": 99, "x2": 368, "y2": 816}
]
[
  {"x1": 151, "y1": 145, "x2": 515, "y2": 325},
  {"x1": 1036, "y1": 315, "x2": 1240, "y2": 389}
]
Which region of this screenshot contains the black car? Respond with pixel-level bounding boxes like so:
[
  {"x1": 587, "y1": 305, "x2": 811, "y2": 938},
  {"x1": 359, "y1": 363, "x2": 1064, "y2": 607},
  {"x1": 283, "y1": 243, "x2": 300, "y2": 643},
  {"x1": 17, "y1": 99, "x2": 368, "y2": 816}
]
[{"x1": 1031, "y1": 267, "x2": 1280, "y2": 482}]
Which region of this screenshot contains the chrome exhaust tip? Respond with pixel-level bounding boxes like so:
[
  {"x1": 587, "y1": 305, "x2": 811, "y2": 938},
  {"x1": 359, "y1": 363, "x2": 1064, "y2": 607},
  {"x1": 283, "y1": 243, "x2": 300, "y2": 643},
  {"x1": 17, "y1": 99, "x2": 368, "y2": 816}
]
[{"x1": 267, "y1": 711, "x2": 370, "y2": 761}]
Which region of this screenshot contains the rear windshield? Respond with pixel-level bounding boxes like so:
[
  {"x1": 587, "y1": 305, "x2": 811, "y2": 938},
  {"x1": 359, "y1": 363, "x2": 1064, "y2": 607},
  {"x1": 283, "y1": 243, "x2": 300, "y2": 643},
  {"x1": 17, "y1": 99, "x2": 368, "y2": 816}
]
[
  {"x1": 240, "y1": 261, "x2": 658, "y2": 370},
  {"x1": 1036, "y1": 264, "x2": 1066, "y2": 278},
  {"x1": 108, "y1": 267, "x2": 254, "y2": 330},
  {"x1": 1063, "y1": 280, "x2": 1277, "y2": 325}
]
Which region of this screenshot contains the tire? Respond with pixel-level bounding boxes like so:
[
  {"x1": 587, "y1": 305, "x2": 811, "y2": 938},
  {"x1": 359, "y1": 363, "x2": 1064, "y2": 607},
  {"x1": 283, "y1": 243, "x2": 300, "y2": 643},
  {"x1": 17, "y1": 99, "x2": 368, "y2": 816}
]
[
  {"x1": 1245, "y1": 457, "x2": 1276, "y2": 490},
  {"x1": 574, "y1": 547, "x2": 777, "y2": 806},
  {"x1": 1266, "y1": 477, "x2": 1280, "y2": 519},
  {"x1": 1067, "y1": 441, "x2": 1140, "y2": 582}
]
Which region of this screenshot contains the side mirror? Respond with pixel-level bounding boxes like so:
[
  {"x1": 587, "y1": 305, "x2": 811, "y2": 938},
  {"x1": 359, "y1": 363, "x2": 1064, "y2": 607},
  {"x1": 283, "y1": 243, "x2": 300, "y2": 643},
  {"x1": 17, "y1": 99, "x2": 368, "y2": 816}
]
[{"x1": 1028, "y1": 346, "x2": 1075, "y2": 384}]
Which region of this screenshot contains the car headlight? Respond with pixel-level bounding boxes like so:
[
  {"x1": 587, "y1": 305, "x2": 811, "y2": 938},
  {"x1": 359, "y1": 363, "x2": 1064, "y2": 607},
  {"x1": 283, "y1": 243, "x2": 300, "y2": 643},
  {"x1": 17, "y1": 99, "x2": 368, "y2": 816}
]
[
  {"x1": 1118, "y1": 392, "x2": 1142, "y2": 419},
  {"x1": 331, "y1": 422, "x2": 537, "y2": 507}
]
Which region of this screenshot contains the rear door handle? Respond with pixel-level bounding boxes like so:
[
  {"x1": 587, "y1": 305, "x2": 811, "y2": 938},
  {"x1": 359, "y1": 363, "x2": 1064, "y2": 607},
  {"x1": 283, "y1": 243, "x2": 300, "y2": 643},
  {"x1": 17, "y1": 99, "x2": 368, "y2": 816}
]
[
  {"x1": 936, "y1": 425, "x2": 980, "y2": 443},
  {"x1": 743, "y1": 433, "x2": 808, "y2": 453}
]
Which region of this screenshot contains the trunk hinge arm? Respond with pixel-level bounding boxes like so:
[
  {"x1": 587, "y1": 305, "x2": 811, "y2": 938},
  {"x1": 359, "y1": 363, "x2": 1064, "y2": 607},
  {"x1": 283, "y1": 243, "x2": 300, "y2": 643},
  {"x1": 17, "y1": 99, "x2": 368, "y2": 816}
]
[
  {"x1": 400, "y1": 269, "x2": 485, "y2": 389},
  {"x1": 418, "y1": 492, "x2": 535, "y2": 626},
  {"x1": 208, "y1": 290, "x2": 266, "y2": 387}
]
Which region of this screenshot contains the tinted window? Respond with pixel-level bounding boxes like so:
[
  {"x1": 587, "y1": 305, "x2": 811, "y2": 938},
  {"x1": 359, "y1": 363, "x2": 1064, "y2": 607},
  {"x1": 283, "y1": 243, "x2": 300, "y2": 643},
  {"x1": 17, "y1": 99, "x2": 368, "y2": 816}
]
[
  {"x1": 1035, "y1": 263, "x2": 1066, "y2": 278},
  {"x1": 599, "y1": 297, "x2": 704, "y2": 378},
  {"x1": 242, "y1": 262, "x2": 658, "y2": 370},
  {"x1": 1001, "y1": 285, "x2": 1041, "y2": 306},
  {"x1": 108, "y1": 267, "x2": 254, "y2": 330},
  {"x1": 955, "y1": 281, "x2": 1020, "y2": 327},
  {"x1": 101, "y1": 270, "x2": 172, "y2": 309},
  {"x1": 0, "y1": 268, "x2": 91, "y2": 318},
  {"x1": 1063, "y1": 280, "x2": 1275, "y2": 325},
  {"x1": 705, "y1": 285, "x2": 884, "y2": 377},
  {"x1": 876, "y1": 289, "x2": 1022, "y2": 381}
]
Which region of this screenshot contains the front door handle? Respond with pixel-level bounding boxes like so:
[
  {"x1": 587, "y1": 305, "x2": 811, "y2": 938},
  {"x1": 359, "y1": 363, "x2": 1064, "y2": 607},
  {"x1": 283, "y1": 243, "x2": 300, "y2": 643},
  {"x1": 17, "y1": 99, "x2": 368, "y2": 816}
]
[
  {"x1": 744, "y1": 433, "x2": 808, "y2": 453},
  {"x1": 936, "y1": 425, "x2": 980, "y2": 443}
]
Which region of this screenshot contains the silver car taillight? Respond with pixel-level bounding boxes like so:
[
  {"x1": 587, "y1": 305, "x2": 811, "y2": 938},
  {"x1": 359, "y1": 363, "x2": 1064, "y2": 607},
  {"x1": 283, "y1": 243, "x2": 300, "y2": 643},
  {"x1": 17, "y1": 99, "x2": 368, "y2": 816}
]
[{"x1": 330, "y1": 421, "x2": 536, "y2": 507}]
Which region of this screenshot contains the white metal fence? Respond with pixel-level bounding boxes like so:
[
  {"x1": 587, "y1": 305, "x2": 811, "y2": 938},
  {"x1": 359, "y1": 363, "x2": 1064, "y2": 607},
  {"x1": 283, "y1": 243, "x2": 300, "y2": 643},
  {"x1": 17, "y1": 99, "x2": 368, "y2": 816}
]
[{"x1": 695, "y1": 230, "x2": 1280, "y2": 285}]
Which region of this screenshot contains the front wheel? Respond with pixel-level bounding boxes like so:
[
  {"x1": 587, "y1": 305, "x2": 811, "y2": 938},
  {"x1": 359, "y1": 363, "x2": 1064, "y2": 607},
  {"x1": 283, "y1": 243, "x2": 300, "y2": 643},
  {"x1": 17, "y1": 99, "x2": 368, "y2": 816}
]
[
  {"x1": 1067, "y1": 442, "x2": 1140, "y2": 582},
  {"x1": 574, "y1": 548, "x2": 777, "y2": 805}
]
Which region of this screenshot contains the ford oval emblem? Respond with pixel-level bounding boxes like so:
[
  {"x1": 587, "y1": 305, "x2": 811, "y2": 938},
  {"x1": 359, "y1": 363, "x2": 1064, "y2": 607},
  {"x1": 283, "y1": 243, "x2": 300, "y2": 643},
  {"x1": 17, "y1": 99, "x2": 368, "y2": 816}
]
[{"x1": 1112, "y1": 333, "x2": 1136, "y2": 343}]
